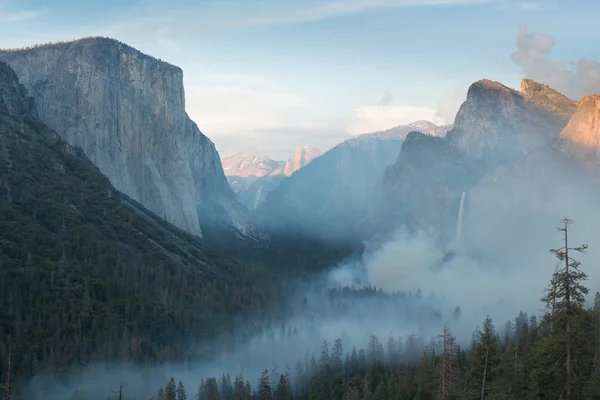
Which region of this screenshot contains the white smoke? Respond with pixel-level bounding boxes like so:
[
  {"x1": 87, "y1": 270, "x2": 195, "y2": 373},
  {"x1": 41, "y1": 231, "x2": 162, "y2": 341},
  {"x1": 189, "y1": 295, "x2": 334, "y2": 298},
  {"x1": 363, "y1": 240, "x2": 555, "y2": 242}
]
[{"x1": 512, "y1": 26, "x2": 600, "y2": 100}]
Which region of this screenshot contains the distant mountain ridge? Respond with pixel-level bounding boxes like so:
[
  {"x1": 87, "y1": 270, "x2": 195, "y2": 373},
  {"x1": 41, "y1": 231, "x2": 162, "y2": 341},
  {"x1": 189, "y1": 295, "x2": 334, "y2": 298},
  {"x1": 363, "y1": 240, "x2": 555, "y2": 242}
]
[
  {"x1": 222, "y1": 146, "x2": 322, "y2": 209},
  {"x1": 253, "y1": 121, "x2": 451, "y2": 241},
  {"x1": 0, "y1": 37, "x2": 247, "y2": 239},
  {"x1": 222, "y1": 146, "x2": 322, "y2": 179},
  {"x1": 222, "y1": 153, "x2": 284, "y2": 178}
]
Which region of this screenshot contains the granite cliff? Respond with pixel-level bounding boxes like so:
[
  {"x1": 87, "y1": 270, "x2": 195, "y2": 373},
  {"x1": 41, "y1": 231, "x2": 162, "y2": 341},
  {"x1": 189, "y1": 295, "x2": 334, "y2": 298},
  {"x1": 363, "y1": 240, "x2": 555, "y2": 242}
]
[
  {"x1": 445, "y1": 79, "x2": 573, "y2": 164},
  {"x1": 0, "y1": 60, "x2": 274, "y2": 386},
  {"x1": 0, "y1": 37, "x2": 244, "y2": 238},
  {"x1": 557, "y1": 94, "x2": 600, "y2": 171},
  {"x1": 380, "y1": 79, "x2": 577, "y2": 240}
]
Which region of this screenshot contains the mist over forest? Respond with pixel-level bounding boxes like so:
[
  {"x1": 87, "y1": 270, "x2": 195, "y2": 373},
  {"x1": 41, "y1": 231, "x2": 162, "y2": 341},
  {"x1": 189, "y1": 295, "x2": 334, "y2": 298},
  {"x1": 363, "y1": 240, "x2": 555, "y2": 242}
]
[{"x1": 2, "y1": 6, "x2": 600, "y2": 400}]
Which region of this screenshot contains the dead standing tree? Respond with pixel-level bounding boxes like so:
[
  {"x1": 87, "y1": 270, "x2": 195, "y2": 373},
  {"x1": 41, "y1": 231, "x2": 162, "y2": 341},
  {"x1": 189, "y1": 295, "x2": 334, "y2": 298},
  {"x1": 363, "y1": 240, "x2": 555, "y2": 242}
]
[
  {"x1": 111, "y1": 382, "x2": 128, "y2": 400},
  {"x1": 437, "y1": 325, "x2": 458, "y2": 400}
]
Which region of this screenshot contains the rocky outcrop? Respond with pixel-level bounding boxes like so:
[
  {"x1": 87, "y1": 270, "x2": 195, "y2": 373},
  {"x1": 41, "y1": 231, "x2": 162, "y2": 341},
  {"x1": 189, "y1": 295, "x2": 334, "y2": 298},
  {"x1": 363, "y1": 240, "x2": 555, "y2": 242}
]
[
  {"x1": 557, "y1": 95, "x2": 600, "y2": 171},
  {"x1": 0, "y1": 62, "x2": 34, "y2": 117},
  {"x1": 520, "y1": 79, "x2": 578, "y2": 121},
  {"x1": 272, "y1": 146, "x2": 323, "y2": 177},
  {"x1": 255, "y1": 122, "x2": 449, "y2": 241},
  {"x1": 380, "y1": 78, "x2": 577, "y2": 241},
  {"x1": 0, "y1": 37, "x2": 243, "y2": 238},
  {"x1": 446, "y1": 79, "x2": 573, "y2": 164}
]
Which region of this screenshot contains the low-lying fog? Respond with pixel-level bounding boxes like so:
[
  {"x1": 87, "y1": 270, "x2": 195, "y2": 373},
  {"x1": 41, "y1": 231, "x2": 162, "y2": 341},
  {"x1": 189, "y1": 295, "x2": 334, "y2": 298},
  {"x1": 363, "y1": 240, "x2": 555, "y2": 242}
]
[{"x1": 24, "y1": 163, "x2": 600, "y2": 399}]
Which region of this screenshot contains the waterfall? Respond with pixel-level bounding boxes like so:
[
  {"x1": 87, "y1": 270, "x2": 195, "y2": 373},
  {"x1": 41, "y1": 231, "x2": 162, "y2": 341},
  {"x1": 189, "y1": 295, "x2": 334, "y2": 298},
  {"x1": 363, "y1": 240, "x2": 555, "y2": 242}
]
[{"x1": 455, "y1": 191, "x2": 466, "y2": 243}]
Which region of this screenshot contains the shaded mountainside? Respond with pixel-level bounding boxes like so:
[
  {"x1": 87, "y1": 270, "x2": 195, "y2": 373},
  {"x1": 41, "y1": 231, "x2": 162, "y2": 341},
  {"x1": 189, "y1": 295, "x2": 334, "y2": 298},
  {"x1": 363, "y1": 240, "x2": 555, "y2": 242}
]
[
  {"x1": 0, "y1": 37, "x2": 246, "y2": 239},
  {"x1": 380, "y1": 79, "x2": 577, "y2": 240},
  {"x1": 227, "y1": 174, "x2": 286, "y2": 210},
  {"x1": 379, "y1": 132, "x2": 483, "y2": 237},
  {"x1": 255, "y1": 122, "x2": 450, "y2": 242},
  {"x1": 0, "y1": 61, "x2": 280, "y2": 388}
]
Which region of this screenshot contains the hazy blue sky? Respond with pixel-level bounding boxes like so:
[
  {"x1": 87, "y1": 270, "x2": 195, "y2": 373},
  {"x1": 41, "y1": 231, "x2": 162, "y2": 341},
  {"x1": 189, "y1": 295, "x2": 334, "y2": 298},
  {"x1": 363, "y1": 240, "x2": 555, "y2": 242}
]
[{"x1": 1, "y1": 0, "x2": 599, "y2": 159}]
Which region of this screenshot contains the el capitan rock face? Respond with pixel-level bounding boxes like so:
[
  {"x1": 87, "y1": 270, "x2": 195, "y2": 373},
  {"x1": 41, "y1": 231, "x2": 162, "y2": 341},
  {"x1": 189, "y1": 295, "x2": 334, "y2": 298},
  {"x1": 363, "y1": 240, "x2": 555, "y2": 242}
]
[
  {"x1": 0, "y1": 38, "x2": 243, "y2": 238},
  {"x1": 557, "y1": 94, "x2": 600, "y2": 170}
]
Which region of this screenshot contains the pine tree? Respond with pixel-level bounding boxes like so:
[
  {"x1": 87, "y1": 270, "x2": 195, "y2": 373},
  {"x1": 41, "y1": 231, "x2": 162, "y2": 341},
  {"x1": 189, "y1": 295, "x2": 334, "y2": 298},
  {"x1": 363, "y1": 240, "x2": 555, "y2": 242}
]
[
  {"x1": 386, "y1": 335, "x2": 398, "y2": 366},
  {"x1": 197, "y1": 379, "x2": 206, "y2": 400},
  {"x1": 542, "y1": 217, "x2": 589, "y2": 400},
  {"x1": 274, "y1": 373, "x2": 292, "y2": 400},
  {"x1": 593, "y1": 292, "x2": 600, "y2": 373},
  {"x1": 366, "y1": 335, "x2": 381, "y2": 365},
  {"x1": 332, "y1": 338, "x2": 344, "y2": 375},
  {"x1": 202, "y1": 378, "x2": 220, "y2": 400},
  {"x1": 166, "y1": 377, "x2": 177, "y2": 400},
  {"x1": 320, "y1": 341, "x2": 330, "y2": 368},
  {"x1": 465, "y1": 316, "x2": 500, "y2": 399},
  {"x1": 258, "y1": 369, "x2": 273, "y2": 400},
  {"x1": 177, "y1": 380, "x2": 187, "y2": 400},
  {"x1": 220, "y1": 373, "x2": 234, "y2": 400},
  {"x1": 158, "y1": 386, "x2": 166, "y2": 400},
  {"x1": 234, "y1": 374, "x2": 251, "y2": 400}
]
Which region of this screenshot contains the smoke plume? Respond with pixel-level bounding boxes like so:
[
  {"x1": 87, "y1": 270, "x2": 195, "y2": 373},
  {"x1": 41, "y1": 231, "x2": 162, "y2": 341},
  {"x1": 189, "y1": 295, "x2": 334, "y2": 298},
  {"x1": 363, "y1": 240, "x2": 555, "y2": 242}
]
[{"x1": 512, "y1": 26, "x2": 600, "y2": 100}]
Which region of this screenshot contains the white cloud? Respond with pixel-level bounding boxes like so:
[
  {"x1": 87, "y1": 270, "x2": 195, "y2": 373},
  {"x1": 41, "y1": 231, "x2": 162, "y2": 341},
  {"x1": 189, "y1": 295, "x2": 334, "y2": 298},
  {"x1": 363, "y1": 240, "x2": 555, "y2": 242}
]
[
  {"x1": 514, "y1": 2, "x2": 558, "y2": 11},
  {"x1": 88, "y1": 0, "x2": 497, "y2": 37},
  {"x1": 185, "y1": 84, "x2": 308, "y2": 136},
  {"x1": 347, "y1": 105, "x2": 444, "y2": 134},
  {"x1": 511, "y1": 26, "x2": 600, "y2": 100},
  {"x1": 435, "y1": 85, "x2": 467, "y2": 125},
  {"x1": 230, "y1": 0, "x2": 497, "y2": 27},
  {"x1": 0, "y1": 9, "x2": 40, "y2": 22}
]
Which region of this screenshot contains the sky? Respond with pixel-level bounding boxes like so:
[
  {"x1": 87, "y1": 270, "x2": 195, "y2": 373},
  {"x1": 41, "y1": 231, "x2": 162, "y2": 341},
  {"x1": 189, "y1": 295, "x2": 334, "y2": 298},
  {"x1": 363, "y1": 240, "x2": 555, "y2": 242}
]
[{"x1": 1, "y1": 0, "x2": 600, "y2": 160}]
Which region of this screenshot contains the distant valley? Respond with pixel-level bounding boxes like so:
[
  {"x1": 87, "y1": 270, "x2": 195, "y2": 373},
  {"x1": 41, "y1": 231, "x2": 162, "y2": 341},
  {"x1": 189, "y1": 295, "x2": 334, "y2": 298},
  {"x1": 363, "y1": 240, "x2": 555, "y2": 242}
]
[{"x1": 222, "y1": 146, "x2": 322, "y2": 209}]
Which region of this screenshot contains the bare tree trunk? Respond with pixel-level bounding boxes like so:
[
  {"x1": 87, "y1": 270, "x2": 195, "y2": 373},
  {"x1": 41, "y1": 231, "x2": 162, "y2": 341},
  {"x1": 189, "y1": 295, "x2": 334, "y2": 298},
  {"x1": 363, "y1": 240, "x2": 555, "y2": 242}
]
[
  {"x1": 564, "y1": 222, "x2": 572, "y2": 400},
  {"x1": 480, "y1": 347, "x2": 489, "y2": 400},
  {"x1": 441, "y1": 328, "x2": 447, "y2": 400}
]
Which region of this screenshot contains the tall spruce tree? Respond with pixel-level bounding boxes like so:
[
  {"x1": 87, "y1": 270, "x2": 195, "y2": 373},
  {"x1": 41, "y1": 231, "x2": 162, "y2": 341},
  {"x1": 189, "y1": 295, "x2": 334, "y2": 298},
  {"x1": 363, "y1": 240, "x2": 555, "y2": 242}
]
[
  {"x1": 258, "y1": 369, "x2": 273, "y2": 400},
  {"x1": 274, "y1": 373, "x2": 293, "y2": 400},
  {"x1": 542, "y1": 217, "x2": 589, "y2": 400},
  {"x1": 177, "y1": 381, "x2": 187, "y2": 400},
  {"x1": 165, "y1": 377, "x2": 177, "y2": 400}
]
